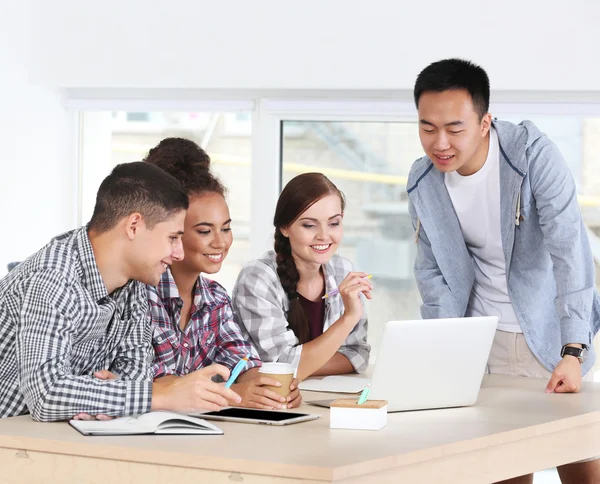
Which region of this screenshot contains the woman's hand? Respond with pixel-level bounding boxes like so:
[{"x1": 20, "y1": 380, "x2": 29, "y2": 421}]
[
  {"x1": 337, "y1": 272, "x2": 372, "y2": 323},
  {"x1": 232, "y1": 376, "x2": 302, "y2": 409},
  {"x1": 286, "y1": 378, "x2": 302, "y2": 408}
]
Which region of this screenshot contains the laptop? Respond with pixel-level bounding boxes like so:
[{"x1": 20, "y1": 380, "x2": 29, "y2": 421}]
[{"x1": 308, "y1": 316, "x2": 498, "y2": 413}]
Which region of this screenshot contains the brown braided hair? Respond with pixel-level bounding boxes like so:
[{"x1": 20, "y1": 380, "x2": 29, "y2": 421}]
[{"x1": 274, "y1": 173, "x2": 346, "y2": 344}]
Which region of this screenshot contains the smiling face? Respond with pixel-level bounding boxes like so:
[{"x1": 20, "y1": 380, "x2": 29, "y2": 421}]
[
  {"x1": 176, "y1": 192, "x2": 233, "y2": 275},
  {"x1": 417, "y1": 89, "x2": 492, "y2": 176},
  {"x1": 280, "y1": 194, "x2": 344, "y2": 267},
  {"x1": 127, "y1": 210, "x2": 186, "y2": 286}
]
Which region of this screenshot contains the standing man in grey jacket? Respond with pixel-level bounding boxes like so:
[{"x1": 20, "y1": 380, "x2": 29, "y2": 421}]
[{"x1": 408, "y1": 58, "x2": 600, "y2": 484}]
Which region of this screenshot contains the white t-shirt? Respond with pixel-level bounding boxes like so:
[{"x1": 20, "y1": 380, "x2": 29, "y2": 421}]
[{"x1": 444, "y1": 127, "x2": 522, "y2": 333}]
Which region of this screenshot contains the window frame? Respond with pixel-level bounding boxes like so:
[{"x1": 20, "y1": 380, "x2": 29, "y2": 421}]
[{"x1": 68, "y1": 95, "x2": 600, "y2": 262}]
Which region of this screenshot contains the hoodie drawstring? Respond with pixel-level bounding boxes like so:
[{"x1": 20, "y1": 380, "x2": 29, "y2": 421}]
[{"x1": 415, "y1": 218, "x2": 421, "y2": 244}]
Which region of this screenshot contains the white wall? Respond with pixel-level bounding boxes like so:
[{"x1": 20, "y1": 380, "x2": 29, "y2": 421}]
[
  {"x1": 3, "y1": 0, "x2": 600, "y2": 275},
  {"x1": 30, "y1": 0, "x2": 600, "y2": 91},
  {"x1": 0, "y1": 0, "x2": 75, "y2": 275}
]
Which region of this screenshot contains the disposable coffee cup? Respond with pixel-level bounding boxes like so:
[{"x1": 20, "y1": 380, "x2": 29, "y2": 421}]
[{"x1": 258, "y1": 362, "x2": 295, "y2": 397}]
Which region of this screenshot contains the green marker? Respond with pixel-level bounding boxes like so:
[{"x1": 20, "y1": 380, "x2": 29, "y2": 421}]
[{"x1": 357, "y1": 384, "x2": 371, "y2": 405}]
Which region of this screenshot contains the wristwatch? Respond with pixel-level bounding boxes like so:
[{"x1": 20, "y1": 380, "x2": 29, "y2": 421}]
[{"x1": 560, "y1": 345, "x2": 588, "y2": 364}]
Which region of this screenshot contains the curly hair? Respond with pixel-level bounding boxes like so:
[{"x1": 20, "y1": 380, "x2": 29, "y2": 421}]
[
  {"x1": 274, "y1": 173, "x2": 345, "y2": 344},
  {"x1": 143, "y1": 137, "x2": 226, "y2": 197}
]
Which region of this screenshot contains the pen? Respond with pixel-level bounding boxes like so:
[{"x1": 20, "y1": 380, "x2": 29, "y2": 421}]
[
  {"x1": 322, "y1": 274, "x2": 373, "y2": 299},
  {"x1": 224, "y1": 355, "x2": 250, "y2": 388},
  {"x1": 357, "y1": 384, "x2": 371, "y2": 405}
]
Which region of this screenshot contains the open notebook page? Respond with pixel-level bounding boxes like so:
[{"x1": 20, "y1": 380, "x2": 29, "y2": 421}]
[{"x1": 70, "y1": 411, "x2": 223, "y2": 435}]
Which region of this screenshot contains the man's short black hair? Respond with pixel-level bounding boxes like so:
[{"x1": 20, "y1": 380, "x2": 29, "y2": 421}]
[
  {"x1": 414, "y1": 58, "x2": 490, "y2": 119},
  {"x1": 89, "y1": 161, "x2": 189, "y2": 233}
]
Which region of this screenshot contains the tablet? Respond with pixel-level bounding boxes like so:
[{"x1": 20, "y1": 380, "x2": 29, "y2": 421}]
[{"x1": 199, "y1": 407, "x2": 320, "y2": 426}]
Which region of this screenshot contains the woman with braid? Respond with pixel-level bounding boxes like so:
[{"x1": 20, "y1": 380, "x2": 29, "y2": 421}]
[{"x1": 232, "y1": 173, "x2": 371, "y2": 381}]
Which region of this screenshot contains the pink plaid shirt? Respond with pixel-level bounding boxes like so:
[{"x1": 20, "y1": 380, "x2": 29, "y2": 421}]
[{"x1": 148, "y1": 269, "x2": 261, "y2": 378}]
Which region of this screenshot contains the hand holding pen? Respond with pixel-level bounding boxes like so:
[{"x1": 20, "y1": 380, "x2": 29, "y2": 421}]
[
  {"x1": 334, "y1": 272, "x2": 373, "y2": 323},
  {"x1": 151, "y1": 364, "x2": 241, "y2": 414},
  {"x1": 322, "y1": 274, "x2": 373, "y2": 299},
  {"x1": 225, "y1": 355, "x2": 250, "y2": 388}
]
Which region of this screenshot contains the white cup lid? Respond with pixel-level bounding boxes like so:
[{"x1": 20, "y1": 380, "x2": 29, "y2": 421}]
[{"x1": 258, "y1": 362, "x2": 295, "y2": 375}]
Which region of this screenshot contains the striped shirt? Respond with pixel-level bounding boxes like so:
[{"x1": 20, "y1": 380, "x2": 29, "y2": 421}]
[
  {"x1": 232, "y1": 251, "x2": 370, "y2": 373},
  {"x1": 148, "y1": 268, "x2": 261, "y2": 378},
  {"x1": 0, "y1": 227, "x2": 153, "y2": 421}
]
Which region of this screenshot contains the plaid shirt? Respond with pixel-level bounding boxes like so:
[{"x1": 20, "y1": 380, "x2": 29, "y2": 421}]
[
  {"x1": 148, "y1": 269, "x2": 261, "y2": 378},
  {"x1": 0, "y1": 227, "x2": 153, "y2": 421},
  {"x1": 232, "y1": 251, "x2": 371, "y2": 373}
]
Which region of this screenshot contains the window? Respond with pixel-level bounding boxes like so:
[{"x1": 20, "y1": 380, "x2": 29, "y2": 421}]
[
  {"x1": 79, "y1": 111, "x2": 252, "y2": 293},
  {"x1": 75, "y1": 99, "x2": 600, "y2": 377},
  {"x1": 281, "y1": 120, "x2": 425, "y2": 356},
  {"x1": 222, "y1": 113, "x2": 252, "y2": 136},
  {"x1": 280, "y1": 114, "x2": 600, "y2": 365}
]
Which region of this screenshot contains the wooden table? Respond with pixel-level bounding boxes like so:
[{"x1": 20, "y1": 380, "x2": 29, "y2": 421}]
[{"x1": 2, "y1": 375, "x2": 600, "y2": 483}]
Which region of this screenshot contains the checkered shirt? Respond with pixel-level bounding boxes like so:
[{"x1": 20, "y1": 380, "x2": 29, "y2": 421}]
[
  {"x1": 0, "y1": 227, "x2": 153, "y2": 421},
  {"x1": 232, "y1": 251, "x2": 370, "y2": 372},
  {"x1": 148, "y1": 269, "x2": 261, "y2": 378}
]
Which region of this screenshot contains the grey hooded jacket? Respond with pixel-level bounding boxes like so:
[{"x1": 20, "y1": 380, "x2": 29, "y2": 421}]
[{"x1": 407, "y1": 120, "x2": 600, "y2": 375}]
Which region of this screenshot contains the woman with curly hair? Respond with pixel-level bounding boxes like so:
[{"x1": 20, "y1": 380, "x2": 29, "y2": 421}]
[{"x1": 145, "y1": 138, "x2": 301, "y2": 410}]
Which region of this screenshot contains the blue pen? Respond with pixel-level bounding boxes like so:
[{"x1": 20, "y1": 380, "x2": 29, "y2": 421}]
[
  {"x1": 224, "y1": 355, "x2": 250, "y2": 388},
  {"x1": 357, "y1": 384, "x2": 371, "y2": 405}
]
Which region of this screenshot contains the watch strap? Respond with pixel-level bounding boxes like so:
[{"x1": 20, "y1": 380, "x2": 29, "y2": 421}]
[{"x1": 561, "y1": 345, "x2": 584, "y2": 360}]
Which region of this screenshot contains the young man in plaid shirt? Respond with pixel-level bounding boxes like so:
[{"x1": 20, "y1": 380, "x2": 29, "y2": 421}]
[{"x1": 0, "y1": 162, "x2": 241, "y2": 421}]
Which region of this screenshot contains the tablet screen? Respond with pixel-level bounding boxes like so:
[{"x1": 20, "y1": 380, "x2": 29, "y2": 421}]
[{"x1": 202, "y1": 408, "x2": 311, "y2": 422}]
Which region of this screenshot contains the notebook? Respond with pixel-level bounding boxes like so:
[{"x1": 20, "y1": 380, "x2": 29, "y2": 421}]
[
  {"x1": 69, "y1": 411, "x2": 224, "y2": 436},
  {"x1": 298, "y1": 375, "x2": 369, "y2": 393}
]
